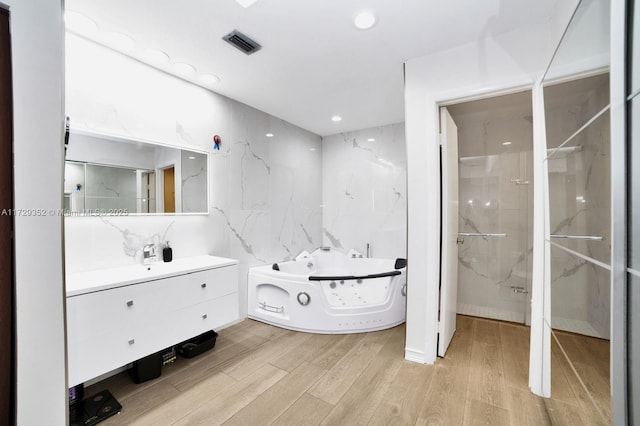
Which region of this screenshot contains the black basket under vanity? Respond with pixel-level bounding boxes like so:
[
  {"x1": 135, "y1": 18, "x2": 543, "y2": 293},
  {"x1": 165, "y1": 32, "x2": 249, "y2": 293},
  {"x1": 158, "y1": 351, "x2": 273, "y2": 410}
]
[{"x1": 177, "y1": 330, "x2": 218, "y2": 358}]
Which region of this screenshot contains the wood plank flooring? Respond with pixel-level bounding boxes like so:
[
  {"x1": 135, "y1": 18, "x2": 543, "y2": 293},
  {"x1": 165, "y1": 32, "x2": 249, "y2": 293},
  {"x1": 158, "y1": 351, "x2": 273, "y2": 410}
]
[{"x1": 84, "y1": 315, "x2": 611, "y2": 425}]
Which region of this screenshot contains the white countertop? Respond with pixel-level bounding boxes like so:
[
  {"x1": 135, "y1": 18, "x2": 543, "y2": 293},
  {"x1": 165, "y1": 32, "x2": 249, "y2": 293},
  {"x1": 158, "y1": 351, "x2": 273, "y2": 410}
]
[{"x1": 66, "y1": 255, "x2": 238, "y2": 297}]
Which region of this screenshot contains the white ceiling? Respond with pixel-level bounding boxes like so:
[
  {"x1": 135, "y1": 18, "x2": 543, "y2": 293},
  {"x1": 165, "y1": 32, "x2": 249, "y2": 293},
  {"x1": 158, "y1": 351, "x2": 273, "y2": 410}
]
[{"x1": 65, "y1": 0, "x2": 565, "y2": 136}]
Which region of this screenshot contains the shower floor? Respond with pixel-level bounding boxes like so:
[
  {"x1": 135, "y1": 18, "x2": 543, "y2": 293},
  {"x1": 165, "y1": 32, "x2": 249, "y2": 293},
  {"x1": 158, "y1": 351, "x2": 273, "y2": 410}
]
[
  {"x1": 551, "y1": 316, "x2": 604, "y2": 339},
  {"x1": 458, "y1": 302, "x2": 525, "y2": 324}
]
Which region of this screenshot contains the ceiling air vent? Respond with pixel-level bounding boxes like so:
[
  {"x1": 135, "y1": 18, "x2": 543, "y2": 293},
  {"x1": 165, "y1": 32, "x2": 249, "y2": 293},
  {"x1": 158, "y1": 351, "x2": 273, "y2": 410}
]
[{"x1": 222, "y1": 30, "x2": 262, "y2": 55}]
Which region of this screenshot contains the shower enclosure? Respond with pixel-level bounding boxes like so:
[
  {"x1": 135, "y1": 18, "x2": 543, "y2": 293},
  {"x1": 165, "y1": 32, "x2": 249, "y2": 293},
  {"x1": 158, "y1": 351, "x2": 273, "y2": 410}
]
[
  {"x1": 448, "y1": 92, "x2": 534, "y2": 324},
  {"x1": 545, "y1": 73, "x2": 611, "y2": 339}
]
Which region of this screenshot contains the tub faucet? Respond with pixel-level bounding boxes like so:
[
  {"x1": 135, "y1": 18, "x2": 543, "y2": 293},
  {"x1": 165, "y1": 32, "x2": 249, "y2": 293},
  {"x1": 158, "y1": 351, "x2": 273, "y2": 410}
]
[{"x1": 142, "y1": 243, "x2": 157, "y2": 265}]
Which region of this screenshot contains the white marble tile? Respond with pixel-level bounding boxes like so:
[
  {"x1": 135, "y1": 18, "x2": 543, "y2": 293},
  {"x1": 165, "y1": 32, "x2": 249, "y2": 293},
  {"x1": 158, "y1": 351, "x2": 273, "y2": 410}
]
[
  {"x1": 181, "y1": 150, "x2": 207, "y2": 213},
  {"x1": 321, "y1": 123, "x2": 407, "y2": 260},
  {"x1": 453, "y1": 97, "x2": 534, "y2": 324}
]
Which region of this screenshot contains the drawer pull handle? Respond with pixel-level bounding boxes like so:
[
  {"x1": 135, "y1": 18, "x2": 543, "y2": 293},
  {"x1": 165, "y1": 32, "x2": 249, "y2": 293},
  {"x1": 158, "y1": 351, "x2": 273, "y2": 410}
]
[
  {"x1": 128, "y1": 339, "x2": 135, "y2": 345},
  {"x1": 202, "y1": 314, "x2": 208, "y2": 319},
  {"x1": 201, "y1": 283, "x2": 207, "y2": 289},
  {"x1": 126, "y1": 300, "x2": 134, "y2": 307}
]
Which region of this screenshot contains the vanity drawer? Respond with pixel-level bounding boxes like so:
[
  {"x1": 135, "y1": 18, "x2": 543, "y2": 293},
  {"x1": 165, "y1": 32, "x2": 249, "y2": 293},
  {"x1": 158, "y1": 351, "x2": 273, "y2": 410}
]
[
  {"x1": 153, "y1": 292, "x2": 240, "y2": 348},
  {"x1": 67, "y1": 325, "x2": 155, "y2": 387},
  {"x1": 174, "y1": 265, "x2": 238, "y2": 304},
  {"x1": 67, "y1": 284, "x2": 146, "y2": 336}
]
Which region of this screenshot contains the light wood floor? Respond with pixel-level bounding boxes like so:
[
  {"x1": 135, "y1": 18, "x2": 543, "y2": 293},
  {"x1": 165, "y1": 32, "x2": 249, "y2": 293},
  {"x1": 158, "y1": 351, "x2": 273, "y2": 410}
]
[{"x1": 85, "y1": 315, "x2": 611, "y2": 425}]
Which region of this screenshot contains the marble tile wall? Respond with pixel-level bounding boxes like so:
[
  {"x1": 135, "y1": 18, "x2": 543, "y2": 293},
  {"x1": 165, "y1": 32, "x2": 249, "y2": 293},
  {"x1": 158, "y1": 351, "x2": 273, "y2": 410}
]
[
  {"x1": 449, "y1": 93, "x2": 534, "y2": 325},
  {"x1": 321, "y1": 124, "x2": 407, "y2": 260},
  {"x1": 456, "y1": 152, "x2": 533, "y2": 324},
  {"x1": 64, "y1": 34, "x2": 322, "y2": 316},
  {"x1": 180, "y1": 150, "x2": 207, "y2": 213}
]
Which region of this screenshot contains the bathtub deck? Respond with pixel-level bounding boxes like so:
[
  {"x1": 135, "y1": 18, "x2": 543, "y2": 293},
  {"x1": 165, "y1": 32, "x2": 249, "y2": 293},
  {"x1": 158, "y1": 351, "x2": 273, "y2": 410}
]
[{"x1": 85, "y1": 315, "x2": 610, "y2": 425}]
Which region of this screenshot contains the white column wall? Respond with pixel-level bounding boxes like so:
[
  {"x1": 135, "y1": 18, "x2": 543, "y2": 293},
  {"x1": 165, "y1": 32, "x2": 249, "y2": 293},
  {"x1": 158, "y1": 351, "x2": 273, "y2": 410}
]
[{"x1": 6, "y1": 0, "x2": 68, "y2": 424}]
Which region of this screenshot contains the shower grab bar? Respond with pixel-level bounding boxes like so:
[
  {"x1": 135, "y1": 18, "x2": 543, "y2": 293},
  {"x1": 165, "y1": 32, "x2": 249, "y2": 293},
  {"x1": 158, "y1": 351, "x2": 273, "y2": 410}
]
[
  {"x1": 550, "y1": 234, "x2": 604, "y2": 241},
  {"x1": 458, "y1": 232, "x2": 507, "y2": 238}
]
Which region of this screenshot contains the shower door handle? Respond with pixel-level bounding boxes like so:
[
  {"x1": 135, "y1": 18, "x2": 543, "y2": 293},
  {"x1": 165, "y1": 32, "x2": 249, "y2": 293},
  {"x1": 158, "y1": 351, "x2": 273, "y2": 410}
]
[
  {"x1": 458, "y1": 233, "x2": 507, "y2": 238},
  {"x1": 550, "y1": 234, "x2": 604, "y2": 241}
]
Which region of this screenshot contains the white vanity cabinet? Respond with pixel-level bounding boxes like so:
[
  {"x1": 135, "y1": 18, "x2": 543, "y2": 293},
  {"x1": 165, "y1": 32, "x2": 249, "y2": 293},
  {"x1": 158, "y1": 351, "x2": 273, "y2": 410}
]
[{"x1": 66, "y1": 255, "x2": 239, "y2": 387}]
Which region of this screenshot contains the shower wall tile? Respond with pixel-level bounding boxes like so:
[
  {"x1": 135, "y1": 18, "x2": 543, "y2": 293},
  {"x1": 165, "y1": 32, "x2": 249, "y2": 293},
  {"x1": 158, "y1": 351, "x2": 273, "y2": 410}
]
[
  {"x1": 544, "y1": 73, "x2": 610, "y2": 149},
  {"x1": 550, "y1": 244, "x2": 610, "y2": 338},
  {"x1": 548, "y1": 111, "x2": 611, "y2": 265},
  {"x1": 64, "y1": 34, "x2": 322, "y2": 317},
  {"x1": 321, "y1": 124, "x2": 407, "y2": 260},
  {"x1": 458, "y1": 152, "x2": 533, "y2": 321},
  {"x1": 450, "y1": 92, "x2": 535, "y2": 324}
]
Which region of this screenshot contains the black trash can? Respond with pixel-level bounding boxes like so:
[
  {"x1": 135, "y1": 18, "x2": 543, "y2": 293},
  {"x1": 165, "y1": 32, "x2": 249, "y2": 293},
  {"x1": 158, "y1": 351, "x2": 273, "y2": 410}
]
[{"x1": 130, "y1": 351, "x2": 162, "y2": 384}]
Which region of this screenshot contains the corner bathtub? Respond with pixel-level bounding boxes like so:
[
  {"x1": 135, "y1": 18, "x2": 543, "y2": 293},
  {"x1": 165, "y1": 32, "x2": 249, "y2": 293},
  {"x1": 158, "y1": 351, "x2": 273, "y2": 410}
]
[{"x1": 248, "y1": 249, "x2": 407, "y2": 333}]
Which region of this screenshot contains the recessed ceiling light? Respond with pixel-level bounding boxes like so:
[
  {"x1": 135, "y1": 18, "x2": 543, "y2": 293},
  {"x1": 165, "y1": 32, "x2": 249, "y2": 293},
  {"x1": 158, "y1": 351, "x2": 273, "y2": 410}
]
[
  {"x1": 198, "y1": 74, "x2": 221, "y2": 86},
  {"x1": 101, "y1": 32, "x2": 135, "y2": 52},
  {"x1": 367, "y1": 138, "x2": 375, "y2": 142},
  {"x1": 64, "y1": 11, "x2": 98, "y2": 35},
  {"x1": 172, "y1": 62, "x2": 196, "y2": 77},
  {"x1": 188, "y1": 156, "x2": 196, "y2": 160},
  {"x1": 141, "y1": 49, "x2": 170, "y2": 66},
  {"x1": 331, "y1": 115, "x2": 342, "y2": 122},
  {"x1": 354, "y1": 11, "x2": 376, "y2": 30},
  {"x1": 502, "y1": 141, "x2": 512, "y2": 146},
  {"x1": 234, "y1": 0, "x2": 259, "y2": 7},
  {"x1": 265, "y1": 133, "x2": 274, "y2": 138}
]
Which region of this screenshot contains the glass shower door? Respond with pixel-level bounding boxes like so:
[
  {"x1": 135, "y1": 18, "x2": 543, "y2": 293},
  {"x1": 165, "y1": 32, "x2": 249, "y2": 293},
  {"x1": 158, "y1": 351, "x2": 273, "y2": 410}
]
[
  {"x1": 457, "y1": 149, "x2": 533, "y2": 324},
  {"x1": 448, "y1": 91, "x2": 534, "y2": 325}
]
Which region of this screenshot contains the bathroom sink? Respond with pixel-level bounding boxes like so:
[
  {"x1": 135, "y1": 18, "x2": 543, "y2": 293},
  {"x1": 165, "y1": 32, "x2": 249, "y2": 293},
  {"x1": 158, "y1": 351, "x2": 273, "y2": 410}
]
[{"x1": 66, "y1": 255, "x2": 238, "y2": 297}]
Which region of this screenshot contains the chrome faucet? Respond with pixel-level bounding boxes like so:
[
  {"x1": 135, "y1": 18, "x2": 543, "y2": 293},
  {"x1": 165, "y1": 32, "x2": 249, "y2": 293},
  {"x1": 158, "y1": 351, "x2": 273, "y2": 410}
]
[{"x1": 142, "y1": 243, "x2": 157, "y2": 265}]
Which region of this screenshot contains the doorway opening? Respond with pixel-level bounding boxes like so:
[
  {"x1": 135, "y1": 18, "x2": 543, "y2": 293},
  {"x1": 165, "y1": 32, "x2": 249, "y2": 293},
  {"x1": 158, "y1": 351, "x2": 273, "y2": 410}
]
[{"x1": 441, "y1": 90, "x2": 534, "y2": 341}]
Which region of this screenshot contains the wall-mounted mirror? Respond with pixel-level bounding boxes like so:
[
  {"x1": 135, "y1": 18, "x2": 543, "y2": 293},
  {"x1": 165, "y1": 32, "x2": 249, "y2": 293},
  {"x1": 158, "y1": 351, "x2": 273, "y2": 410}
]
[{"x1": 64, "y1": 130, "x2": 208, "y2": 215}]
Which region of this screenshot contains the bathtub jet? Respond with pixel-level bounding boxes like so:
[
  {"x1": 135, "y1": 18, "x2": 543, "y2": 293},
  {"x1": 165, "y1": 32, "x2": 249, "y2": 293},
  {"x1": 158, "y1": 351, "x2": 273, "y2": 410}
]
[{"x1": 248, "y1": 248, "x2": 407, "y2": 334}]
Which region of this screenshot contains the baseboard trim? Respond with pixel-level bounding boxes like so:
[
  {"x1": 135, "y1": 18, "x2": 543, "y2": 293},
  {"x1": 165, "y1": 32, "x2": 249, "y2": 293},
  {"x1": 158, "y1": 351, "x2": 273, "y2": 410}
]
[{"x1": 404, "y1": 347, "x2": 427, "y2": 364}]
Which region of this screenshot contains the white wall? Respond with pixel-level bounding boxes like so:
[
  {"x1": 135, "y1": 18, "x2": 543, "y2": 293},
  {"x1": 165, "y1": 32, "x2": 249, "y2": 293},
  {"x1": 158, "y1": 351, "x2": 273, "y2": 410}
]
[
  {"x1": 6, "y1": 0, "x2": 67, "y2": 424},
  {"x1": 403, "y1": 2, "x2": 578, "y2": 364}
]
